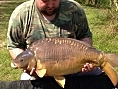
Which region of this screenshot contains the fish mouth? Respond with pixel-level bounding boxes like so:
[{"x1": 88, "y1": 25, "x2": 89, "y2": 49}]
[
  {"x1": 11, "y1": 62, "x2": 28, "y2": 70},
  {"x1": 11, "y1": 62, "x2": 18, "y2": 69}
]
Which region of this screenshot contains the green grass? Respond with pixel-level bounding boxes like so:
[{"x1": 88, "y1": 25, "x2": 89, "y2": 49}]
[
  {"x1": 84, "y1": 6, "x2": 118, "y2": 53},
  {"x1": 0, "y1": 0, "x2": 118, "y2": 81},
  {"x1": 0, "y1": 0, "x2": 27, "y2": 81},
  {"x1": 0, "y1": 48, "x2": 22, "y2": 80}
]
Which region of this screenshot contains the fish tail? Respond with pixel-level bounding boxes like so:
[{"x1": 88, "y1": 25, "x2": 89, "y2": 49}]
[
  {"x1": 102, "y1": 62, "x2": 118, "y2": 86},
  {"x1": 105, "y1": 53, "x2": 118, "y2": 67}
]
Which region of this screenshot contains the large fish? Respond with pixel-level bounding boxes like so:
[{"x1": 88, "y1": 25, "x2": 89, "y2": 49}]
[{"x1": 12, "y1": 37, "x2": 118, "y2": 88}]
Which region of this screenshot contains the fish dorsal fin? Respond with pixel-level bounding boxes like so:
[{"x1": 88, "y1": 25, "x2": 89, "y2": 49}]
[
  {"x1": 54, "y1": 76, "x2": 66, "y2": 88},
  {"x1": 36, "y1": 69, "x2": 46, "y2": 78}
]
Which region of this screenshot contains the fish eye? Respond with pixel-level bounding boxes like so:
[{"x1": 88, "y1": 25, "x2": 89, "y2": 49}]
[{"x1": 20, "y1": 58, "x2": 24, "y2": 62}]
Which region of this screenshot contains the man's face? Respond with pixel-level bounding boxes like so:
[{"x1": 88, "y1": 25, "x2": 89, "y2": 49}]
[{"x1": 35, "y1": 0, "x2": 60, "y2": 16}]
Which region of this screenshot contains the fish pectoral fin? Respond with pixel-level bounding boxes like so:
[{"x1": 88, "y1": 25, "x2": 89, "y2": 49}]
[
  {"x1": 54, "y1": 76, "x2": 66, "y2": 88},
  {"x1": 36, "y1": 69, "x2": 46, "y2": 78}
]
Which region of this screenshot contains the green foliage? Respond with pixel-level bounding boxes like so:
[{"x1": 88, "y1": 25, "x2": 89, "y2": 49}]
[
  {"x1": 0, "y1": 0, "x2": 118, "y2": 81},
  {"x1": 76, "y1": 0, "x2": 115, "y2": 8}
]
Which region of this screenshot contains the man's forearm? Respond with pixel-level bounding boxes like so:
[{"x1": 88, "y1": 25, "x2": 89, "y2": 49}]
[
  {"x1": 80, "y1": 37, "x2": 92, "y2": 46},
  {"x1": 9, "y1": 48, "x2": 24, "y2": 59},
  {"x1": 80, "y1": 37, "x2": 94, "y2": 72}
]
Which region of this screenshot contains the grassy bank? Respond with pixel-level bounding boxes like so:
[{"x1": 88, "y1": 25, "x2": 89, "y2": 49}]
[
  {"x1": 0, "y1": 0, "x2": 118, "y2": 81},
  {"x1": 0, "y1": 0, "x2": 27, "y2": 81}
]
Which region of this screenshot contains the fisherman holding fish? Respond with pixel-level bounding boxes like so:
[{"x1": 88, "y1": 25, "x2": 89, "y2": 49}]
[{"x1": 7, "y1": 0, "x2": 115, "y2": 88}]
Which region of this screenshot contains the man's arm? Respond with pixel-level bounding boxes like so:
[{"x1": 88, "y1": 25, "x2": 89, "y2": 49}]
[
  {"x1": 80, "y1": 37, "x2": 92, "y2": 46},
  {"x1": 80, "y1": 37, "x2": 94, "y2": 72},
  {"x1": 9, "y1": 48, "x2": 24, "y2": 59}
]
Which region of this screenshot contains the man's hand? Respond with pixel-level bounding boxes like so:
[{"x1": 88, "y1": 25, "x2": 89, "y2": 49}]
[
  {"x1": 23, "y1": 68, "x2": 36, "y2": 76},
  {"x1": 82, "y1": 63, "x2": 94, "y2": 72}
]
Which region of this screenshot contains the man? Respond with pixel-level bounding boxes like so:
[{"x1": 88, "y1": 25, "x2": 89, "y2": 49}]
[{"x1": 7, "y1": 0, "x2": 115, "y2": 88}]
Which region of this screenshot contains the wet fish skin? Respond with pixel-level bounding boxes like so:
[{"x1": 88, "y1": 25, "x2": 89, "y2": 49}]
[{"x1": 12, "y1": 37, "x2": 118, "y2": 88}]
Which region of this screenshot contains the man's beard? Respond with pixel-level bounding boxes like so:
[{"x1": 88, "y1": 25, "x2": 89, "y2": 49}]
[{"x1": 40, "y1": 7, "x2": 59, "y2": 16}]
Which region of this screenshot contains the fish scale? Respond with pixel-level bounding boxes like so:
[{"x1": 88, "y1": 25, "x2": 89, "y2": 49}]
[
  {"x1": 39, "y1": 40, "x2": 75, "y2": 61},
  {"x1": 29, "y1": 38, "x2": 101, "y2": 74},
  {"x1": 13, "y1": 37, "x2": 118, "y2": 88}
]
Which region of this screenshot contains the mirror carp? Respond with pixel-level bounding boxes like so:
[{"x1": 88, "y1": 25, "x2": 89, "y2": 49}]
[{"x1": 12, "y1": 37, "x2": 118, "y2": 88}]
